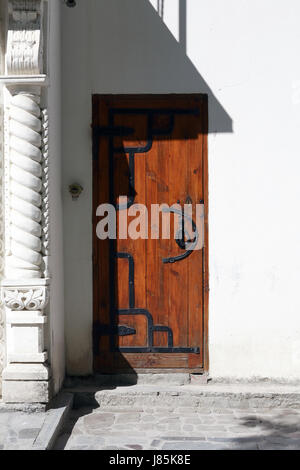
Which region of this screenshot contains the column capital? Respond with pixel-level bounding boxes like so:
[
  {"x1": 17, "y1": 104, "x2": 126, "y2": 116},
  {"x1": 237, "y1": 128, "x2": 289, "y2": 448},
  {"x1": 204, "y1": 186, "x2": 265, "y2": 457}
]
[
  {"x1": 0, "y1": 75, "x2": 48, "y2": 86},
  {"x1": 0, "y1": 1, "x2": 48, "y2": 86},
  {"x1": 6, "y1": 0, "x2": 44, "y2": 76}
]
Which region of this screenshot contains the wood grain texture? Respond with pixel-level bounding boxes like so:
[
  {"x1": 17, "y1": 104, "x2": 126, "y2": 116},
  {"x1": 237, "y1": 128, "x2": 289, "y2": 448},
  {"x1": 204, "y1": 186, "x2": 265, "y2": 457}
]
[{"x1": 93, "y1": 95, "x2": 208, "y2": 373}]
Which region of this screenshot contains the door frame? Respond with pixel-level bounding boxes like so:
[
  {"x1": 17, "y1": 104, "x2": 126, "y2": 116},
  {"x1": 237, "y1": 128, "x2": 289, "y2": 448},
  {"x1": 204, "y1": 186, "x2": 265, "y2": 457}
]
[{"x1": 92, "y1": 94, "x2": 209, "y2": 373}]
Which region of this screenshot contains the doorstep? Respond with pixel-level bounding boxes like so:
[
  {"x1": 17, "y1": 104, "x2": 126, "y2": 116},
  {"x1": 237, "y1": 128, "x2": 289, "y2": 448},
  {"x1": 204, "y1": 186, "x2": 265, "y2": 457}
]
[{"x1": 64, "y1": 380, "x2": 300, "y2": 410}]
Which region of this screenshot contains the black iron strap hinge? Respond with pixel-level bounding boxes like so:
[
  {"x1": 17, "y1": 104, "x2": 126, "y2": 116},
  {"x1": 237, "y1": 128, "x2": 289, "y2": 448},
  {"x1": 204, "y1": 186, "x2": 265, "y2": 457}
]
[
  {"x1": 92, "y1": 126, "x2": 134, "y2": 161},
  {"x1": 93, "y1": 126, "x2": 134, "y2": 137}
]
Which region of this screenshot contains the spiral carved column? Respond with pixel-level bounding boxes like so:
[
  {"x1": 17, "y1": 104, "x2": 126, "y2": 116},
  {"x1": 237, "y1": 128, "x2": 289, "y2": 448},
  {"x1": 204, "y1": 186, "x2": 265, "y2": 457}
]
[{"x1": 7, "y1": 92, "x2": 43, "y2": 280}]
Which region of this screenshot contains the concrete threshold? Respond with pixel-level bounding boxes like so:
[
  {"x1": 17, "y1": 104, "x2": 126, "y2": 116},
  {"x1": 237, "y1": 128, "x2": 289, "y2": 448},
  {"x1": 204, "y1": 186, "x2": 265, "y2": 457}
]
[
  {"x1": 64, "y1": 373, "x2": 195, "y2": 387},
  {"x1": 64, "y1": 382, "x2": 300, "y2": 410},
  {"x1": 0, "y1": 392, "x2": 73, "y2": 450},
  {"x1": 32, "y1": 392, "x2": 74, "y2": 450}
]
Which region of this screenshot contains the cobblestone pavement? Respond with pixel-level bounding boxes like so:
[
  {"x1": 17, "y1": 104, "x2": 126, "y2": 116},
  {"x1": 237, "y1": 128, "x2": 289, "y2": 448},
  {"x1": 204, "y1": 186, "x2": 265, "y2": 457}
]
[
  {"x1": 54, "y1": 407, "x2": 300, "y2": 450},
  {"x1": 0, "y1": 411, "x2": 45, "y2": 450}
]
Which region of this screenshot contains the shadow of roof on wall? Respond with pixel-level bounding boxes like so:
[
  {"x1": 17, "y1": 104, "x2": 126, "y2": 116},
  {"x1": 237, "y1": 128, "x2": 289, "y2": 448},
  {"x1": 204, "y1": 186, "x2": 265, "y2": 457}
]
[{"x1": 88, "y1": 0, "x2": 233, "y2": 134}]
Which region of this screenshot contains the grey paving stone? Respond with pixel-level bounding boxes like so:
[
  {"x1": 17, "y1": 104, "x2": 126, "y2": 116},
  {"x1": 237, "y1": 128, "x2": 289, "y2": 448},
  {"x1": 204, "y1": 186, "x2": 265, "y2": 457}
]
[
  {"x1": 211, "y1": 409, "x2": 235, "y2": 415},
  {"x1": 84, "y1": 427, "x2": 114, "y2": 436},
  {"x1": 193, "y1": 408, "x2": 213, "y2": 414},
  {"x1": 84, "y1": 412, "x2": 115, "y2": 422},
  {"x1": 153, "y1": 424, "x2": 168, "y2": 430},
  {"x1": 195, "y1": 424, "x2": 227, "y2": 432},
  {"x1": 182, "y1": 417, "x2": 202, "y2": 424},
  {"x1": 230, "y1": 427, "x2": 262, "y2": 435},
  {"x1": 114, "y1": 424, "x2": 134, "y2": 430},
  {"x1": 182, "y1": 425, "x2": 194, "y2": 431},
  {"x1": 274, "y1": 426, "x2": 300, "y2": 433},
  {"x1": 0, "y1": 414, "x2": 13, "y2": 426},
  {"x1": 214, "y1": 416, "x2": 237, "y2": 424},
  {"x1": 151, "y1": 439, "x2": 162, "y2": 448},
  {"x1": 5, "y1": 439, "x2": 35, "y2": 450},
  {"x1": 162, "y1": 441, "x2": 227, "y2": 450},
  {"x1": 126, "y1": 444, "x2": 144, "y2": 450},
  {"x1": 280, "y1": 444, "x2": 300, "y2": 450},
  {"x1": 140, "y1": 415, "x2": 156, "y2": 422},
  {"x1": 107, "y1": 436, "x2": 149, "y2": 445},
  {"x1": 159, "y1": 416, "x2": 181, "y2": 423},
  {"x1": 160, "y1": 436, "x2": 206, "y2": 441},
  {"x1": 210, "y1": 437, "x2": 258, "y2": 444},
  {"x1": 262, "y1": 436, "x2": 300, "y2": 445},
  {"x1": 53, "y1": 406, "x2": 300, "y2": 450},
  {"x1": 176, "y1": 407, "x2": 200, "y2": 414},
  {"x1": 66, "y1": 445, "x2": 90, "y2": 450},
  {"x1": 258, "y1": 442, "x2": 292, "y2": 450},
  {"x1": 199, "y1": 416, "x2": 217, "y2": 424},
  {"x1": 137, "y1": 423, "x2": 162, "y2": 431},
  {"x1": 153, "y1": 408, "x2": 175, "y2": 413},
  {"x1": 162, "y1": 430, "x2": 186, "y2": 437},
  {"x1": 72, "y1": 435, "x2": 105, "y2": 445},
  {"x1": 83, "y1": 413, "x2": 115, "y2": 430},
  {"x1": 10, "y1": 413, "x2": 44, "y2": 428},
  {"x1": 98, "y1": 408, "x2": 145, "y2": 413},
  {"x1": 225, "y1": 442, "x2": 259, "y2": 450},
  {"x1": 18, "y1": 428, "x2": 40, "y2": 439},
  {"x1": 115, "y1": 413, "x2": 141, "y2": 423},
  {"x1": 166, "y1": 424, "x2": 184, "y2": 431},
  {"x1": 70, "y1": 426, "x2": 84, "y2": 435}
]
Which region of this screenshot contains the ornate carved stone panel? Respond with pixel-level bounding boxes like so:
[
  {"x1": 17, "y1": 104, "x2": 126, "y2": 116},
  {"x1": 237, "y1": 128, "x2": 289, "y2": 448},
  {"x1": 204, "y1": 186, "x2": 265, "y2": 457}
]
[
  {"x1": 2, "y1": 285, "x2": 49, "y2": 311},
  {"x1": 6, "y1": 0, "x2": 43, "y2": 75}
]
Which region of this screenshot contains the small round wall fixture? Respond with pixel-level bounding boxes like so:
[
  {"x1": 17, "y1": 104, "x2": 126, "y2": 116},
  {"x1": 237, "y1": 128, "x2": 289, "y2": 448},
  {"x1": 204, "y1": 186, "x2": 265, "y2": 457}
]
[
  {"x1": 69, "y1": 183, "x2": 83, "y2": 200},
  {"x1": 64, "y1": 0, "x2": 76, "y2": 7}
]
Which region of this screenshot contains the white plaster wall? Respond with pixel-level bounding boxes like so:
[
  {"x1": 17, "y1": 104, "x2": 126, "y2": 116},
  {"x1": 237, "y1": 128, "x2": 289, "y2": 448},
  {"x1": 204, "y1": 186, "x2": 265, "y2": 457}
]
[
  {"x1": 47, "y1": 0, "x2": 65, "y2": 393},
  {"x1": 62, "y1": 2, "x2": 93, "y2": 375},
  {"x1": 62, "y1": 0, "x2": 300, "y2": 380}
]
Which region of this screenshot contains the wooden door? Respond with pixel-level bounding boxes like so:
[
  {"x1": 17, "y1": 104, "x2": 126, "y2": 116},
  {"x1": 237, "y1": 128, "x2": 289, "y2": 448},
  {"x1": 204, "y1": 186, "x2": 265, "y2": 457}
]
[{"x1": 93, "y1": 95, "x2": 208, "y2": 373}]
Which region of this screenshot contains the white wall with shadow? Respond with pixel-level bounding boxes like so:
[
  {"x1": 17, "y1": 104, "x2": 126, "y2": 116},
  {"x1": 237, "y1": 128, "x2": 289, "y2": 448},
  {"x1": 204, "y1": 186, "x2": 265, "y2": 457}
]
[
  {"x1": 62, "y1": 0, "x2": 300, "y2": 381},
  {"x1": 88, "y1": 0, "x2": 232, "y2": 132}
]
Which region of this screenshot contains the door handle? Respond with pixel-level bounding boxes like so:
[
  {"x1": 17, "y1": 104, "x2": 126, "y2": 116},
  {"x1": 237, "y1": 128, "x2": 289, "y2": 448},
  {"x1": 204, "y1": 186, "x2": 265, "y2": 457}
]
[{"x1": 161, "y1": 206, "x2": 199, "y2": 264}]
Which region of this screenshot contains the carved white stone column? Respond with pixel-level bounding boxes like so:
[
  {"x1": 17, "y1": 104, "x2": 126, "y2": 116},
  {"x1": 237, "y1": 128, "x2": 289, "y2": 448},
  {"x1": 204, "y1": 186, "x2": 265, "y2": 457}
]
[
  {"x1": 7, "y1": 90, "x2": 44, "y2": 279},
  {"x1": 0, "y1": 0, "x2": 51, "y2": 403}
]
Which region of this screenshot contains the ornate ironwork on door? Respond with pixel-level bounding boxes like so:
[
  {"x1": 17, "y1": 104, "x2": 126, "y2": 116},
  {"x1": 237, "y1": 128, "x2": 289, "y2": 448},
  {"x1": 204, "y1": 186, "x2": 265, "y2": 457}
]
[{"x1": 93, "y1": 107, "x2": 202, "y2": 356}]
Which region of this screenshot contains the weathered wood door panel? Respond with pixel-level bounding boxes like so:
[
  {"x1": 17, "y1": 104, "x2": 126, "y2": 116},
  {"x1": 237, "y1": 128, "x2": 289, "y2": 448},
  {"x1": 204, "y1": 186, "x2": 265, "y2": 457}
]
[{"x1": 93, "y1": 95, "x2": 208, "y2": 373}]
